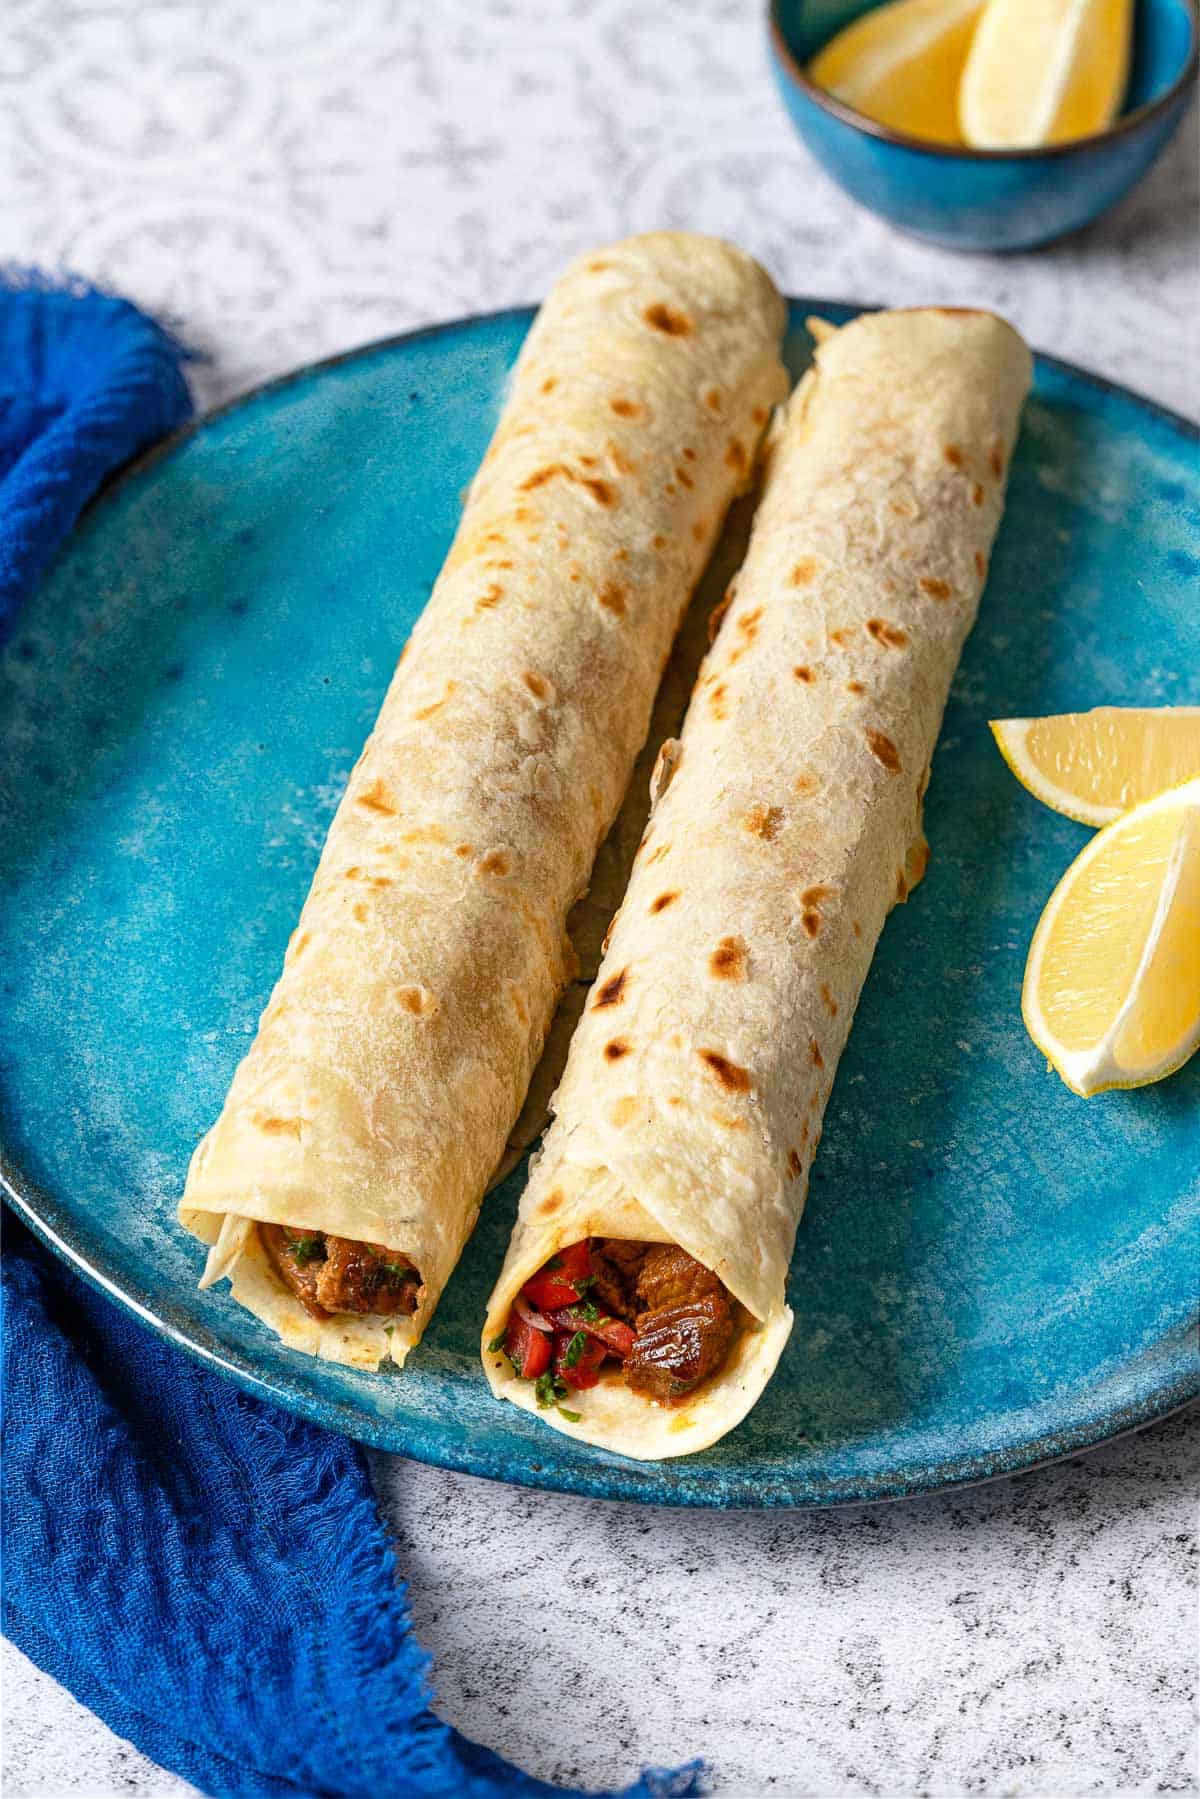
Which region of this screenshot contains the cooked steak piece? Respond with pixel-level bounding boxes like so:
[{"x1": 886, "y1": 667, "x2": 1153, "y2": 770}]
[
  {"x1": 590, "y1": 1237, "x2": 646, "y2": 1323},
  {"x1": 260, "y1": 1224, "x2": 328, "y2": 1320},
  {"x1": 625, "y1": 1244, "x2": 733, "y2": 1401},
  {"x1": 260, "y1": 1225, "x2": 421, "y2": 1321}
]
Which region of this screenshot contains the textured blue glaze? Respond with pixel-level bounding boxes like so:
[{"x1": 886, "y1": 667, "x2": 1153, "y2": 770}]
[
  {"x1": 1, "y1": 305, "x2": 1197, "y2": 1508},
  {"x1": 769, "y1": 0, "x2": 1198, "y2": 252}
]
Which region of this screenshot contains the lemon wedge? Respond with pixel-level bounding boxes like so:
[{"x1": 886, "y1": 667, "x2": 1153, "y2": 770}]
[
  {"x1": 1022, "y1": 777, "x2": 1200, "y2": 1097},
  {"x1": 807, "y1": 0, "x2": 985, "y2": 145},
  {"x1": 991, "y1": 707, "x2": 1200, "y2": 827},
  {"x1": 959, "y1": 0, "x2": 1133, "y2": 149}
]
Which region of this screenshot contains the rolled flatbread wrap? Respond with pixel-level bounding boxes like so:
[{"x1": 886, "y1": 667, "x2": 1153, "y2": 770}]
[
  {"x1": 180, "y1": 232, "x2": 788, "y2": 1369},
  {"x1": 482, "y1": 307, "x2": 1032, "y2": 1456}
]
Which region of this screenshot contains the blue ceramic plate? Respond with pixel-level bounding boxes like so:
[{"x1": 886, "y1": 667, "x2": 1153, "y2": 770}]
[{"x1": 2, "y1": 304, "x2": 1197, "y2": 1507}]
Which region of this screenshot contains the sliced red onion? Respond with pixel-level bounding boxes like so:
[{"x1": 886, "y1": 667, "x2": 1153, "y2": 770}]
[{"x1": 514, "y1": 1293, "x2": 553, "y2": 1333}]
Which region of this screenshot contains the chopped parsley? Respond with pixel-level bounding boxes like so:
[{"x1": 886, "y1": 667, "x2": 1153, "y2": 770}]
[
  {"x1": 535, "y1": 1372, "x2": 569, "y2": 1410},
  {"x1": 574, "y1": 1273, "x2": 596, "y2": 1296},
  {"x1": 557, "y1": 1406, "x2": 582, "y2": 1423},
  {"x1": 487, "y1": 1329, "x2": 508, "y2": 1354},
  {"x1": 563, "y1": 1330, "x2": 588, "y2": 1369},
  {"x1": 383, "y1": 1259, "x2": 413, "y2": 1280},
  {"x1": 545, "y1": 1254, "x2": 564, "y2": 1271},
  {"x1": 577, "y1": 1299, "x2": 600, "y2": 1323},
  {"x1": 289, "y1": 1234, "x2": 323, "y2": 1266}
]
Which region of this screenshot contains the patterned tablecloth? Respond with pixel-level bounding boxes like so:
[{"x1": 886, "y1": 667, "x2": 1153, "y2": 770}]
[{"x1": 3, "y1": 2, "x2": 1197, "y2": 1794}]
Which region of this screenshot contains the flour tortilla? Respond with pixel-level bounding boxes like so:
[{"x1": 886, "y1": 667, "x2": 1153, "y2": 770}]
[
  {"x1": 180, "y1": 232, "x2": 788, "y2": 1368},
  {"x1": 483, "y1": 306, "x2": 1032, "y2": 1456}
]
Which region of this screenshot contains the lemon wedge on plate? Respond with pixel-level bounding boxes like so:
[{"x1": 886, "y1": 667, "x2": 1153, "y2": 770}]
[
  {"x1": 808, "y1": 0, "x2": 985, "y2": 144},
  {"x1": 991, "y1": 707, "x2": 1200, "y2": 827},
  {"x1": 1022, "y1": 777, "x2": 1200, "y2": 1097},
  {"x1": 959, "y1": 0, "x2": 1133, "y2": 149}
]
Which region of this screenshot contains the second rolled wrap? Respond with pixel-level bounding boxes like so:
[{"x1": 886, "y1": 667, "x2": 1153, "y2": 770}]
[{"x1": 483, "y1": 306, "x2": 1033, "y2": 1457}]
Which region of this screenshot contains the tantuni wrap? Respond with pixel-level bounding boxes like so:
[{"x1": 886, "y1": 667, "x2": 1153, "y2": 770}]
[
  {"x1": 181, "y1": 232, "x2": 788, "y2": 1369},
  {"x1": 482, "y1": 306, "x2": 1032, "y2": 1456}
]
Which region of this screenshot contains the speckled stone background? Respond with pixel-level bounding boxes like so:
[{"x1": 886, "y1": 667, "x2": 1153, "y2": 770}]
[{"x1": 2, "y1": 2, "x2": 1197, "y2": 1794}]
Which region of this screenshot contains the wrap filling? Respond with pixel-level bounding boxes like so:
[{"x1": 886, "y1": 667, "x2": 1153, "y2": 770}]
[
  {"x1": 492, "y1": 1237, "x2": 736, "y2": 1410},
  {"x1": 259, "y1": 1225, "x2": 423, "y2": 1322}
]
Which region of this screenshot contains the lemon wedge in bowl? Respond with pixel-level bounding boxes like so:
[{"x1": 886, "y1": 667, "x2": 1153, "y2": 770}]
[
  {"x1": 959, "y1": 0, "x2": 1133, "y2": 149},
  {"x1": 807, "y1": 0, "x2": 985, "y2": 144},
  {"x1": 991, "y1": 707, "x2": 1200, "y2": 827},
  {"x1": 1022, "y1": 777, "x2": 1200, "y2": 1097}
]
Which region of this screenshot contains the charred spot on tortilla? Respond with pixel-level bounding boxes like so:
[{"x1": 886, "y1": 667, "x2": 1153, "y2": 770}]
[
  {"x1": 846, "y1": 680, "x2": 865, "y2": 695},
  {"x1": 988, "y1": 439, "x2": 1005, "y2": 479},
  {"x1": 943, "y1": 444, "x2": 965, "y2": 468},
  {"x1": 829, "y1": 628, "x2": 854, "y2": 647},
  {"x1": 520, "y1": 463, "x2": 565, "y2": 491},
  {"x1": 794, "y1": 665, "x2": 815, "y2": 684},
  {"x1": 866, "y1": 729, "x2": 902, "y2": 773},
  {"x1": 790, "y1": 557, "x2": 818, "y2": 586},
  {"x1": 820, "y1": 984, "x2": 838, "y2": 1017},
  {"x1": 972, "y1": 482, "x2": 985, "y2": 506},
  {"x1": 610, "y1": 396, "x2": 640, "y2": 418},
  {"x1": 919, "y1": 576, "x2": 952, "y2": 601},
  {"x1": 724, "y1": 438, "x2": 748, "y2": 475},
  {"x1": 604, "y1": 1038, "x2": 632, "y2": 1061},
  {"x1": 810, "y1": 1036, "x2": 824, "y2": 1068},
  {"x1": 698, "y1": 1049, "x2": 752, "y2": 1093},
  {"x1": 598, "y1": 582, "x2": 627, "y2": 616},
  {"x1": 593, "y1": 968, "x2": 629, "y2": 1009},
  {"x1": 540, "y1": 375, "x2": 558, "y2": 394},
  {"x1": 703, "y1": 385, "x2": 724, "y2": 414},
  {"x1": 522, "y1": 670, "x2": 550, "y2": 700},
  {"x1": 480, "y1": 850, "x2": 510, "y2": 876},
  {"x1": 400, "y1": 984, "x2": 438, "y2": 1016},
  {"x1": 788, "y1": 1149, "x2": 803, "y2": 1178},
  {"x1": 644, "y1": 301, "x2": 692, "y2": 337},
  {"x1": 708, "y1": 592, "x2": 732, "y2": 642},
  {"x1": 356, "y1": 778, "x2": 398, "y2": 816},
  {"x1": 736, "y1": 607, "x2": 762, "y2": 643},
  {"x1": 974, "y1": 550, "x2": 988, "y2": 579},
  {"x1": 709, "y1": 936, "x2": 747, "y2": 980},
  {"x1": 744, "y1": 803, "x2": 782, "y2": 839},
  {"x1": 650, "y1": 890, "x2": 680, "y2": 914},
  {"x1": 709, "y1": 682, "x2": 729, "y2": 719},
  {"x1": 866, "y1": 617, "x2": 907, "y2": 649}
]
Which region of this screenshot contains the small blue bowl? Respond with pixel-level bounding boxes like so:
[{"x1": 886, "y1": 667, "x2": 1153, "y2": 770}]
[{"x1": 769, "y1": 0, "x2": 1198, "y2": 251}]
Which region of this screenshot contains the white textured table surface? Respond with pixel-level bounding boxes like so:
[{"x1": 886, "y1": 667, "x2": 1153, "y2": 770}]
[{"x1": 3, "y1": 3, "x2": 1197, "y2": 1795}]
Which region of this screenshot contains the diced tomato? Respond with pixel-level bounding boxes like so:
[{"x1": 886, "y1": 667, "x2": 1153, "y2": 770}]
[
  {"x1": 549, "y1": 1306, "x2": 635, "y2": 1361},
  {"x1": 504, "y1": 1310, "x2": 550, "y2": 1381},
  {"x1": 521, "y1": 1239, "x2": 594, "y2": 1312},
  {"x1": 553, "y1": 1329, "x2": 608, "y2": 1391}
]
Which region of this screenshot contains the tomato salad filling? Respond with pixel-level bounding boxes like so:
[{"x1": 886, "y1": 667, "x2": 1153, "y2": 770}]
[
  {"x1": 260, "y1": 1224, "x2": 422, "y2": 1322},
  {"x1": 490, "y1": 1238, "x2": 735, "y2": 1416}
]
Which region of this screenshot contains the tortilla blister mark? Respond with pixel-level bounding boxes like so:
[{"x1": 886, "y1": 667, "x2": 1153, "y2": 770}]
[
  {"x1": 179, "y1": 232, "x2": 789, "y2": 1368},
  {"x1": 483, "y1": 307, "x2": 1032, "y2": 1458}
]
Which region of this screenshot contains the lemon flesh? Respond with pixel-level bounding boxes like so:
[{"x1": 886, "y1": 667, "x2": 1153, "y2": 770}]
[
  {"x1": 960, "y1": 0, "x2": 1133, "y2": 149},
  {"x1": 991, "y1": 707, "x2": 1200, "y2": 827},
  {"x1": 808, "y1": 0, "x2": 985, "y2": 144},
  {"x1": 1022, "y1": 778, "x2": 1200, "y2": 1096}
]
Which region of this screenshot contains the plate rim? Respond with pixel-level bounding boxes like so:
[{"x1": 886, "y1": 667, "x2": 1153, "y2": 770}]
[{"x1": 4, "y1": 300, "x2": 1198, "y2": 1509}]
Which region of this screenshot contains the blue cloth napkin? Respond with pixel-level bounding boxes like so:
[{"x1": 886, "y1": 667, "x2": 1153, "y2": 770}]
[{"x1": 0, "y1": 277, "x2": 700, "y2": 1799}]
